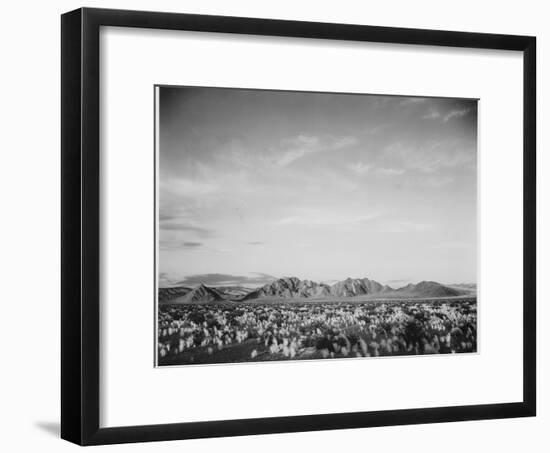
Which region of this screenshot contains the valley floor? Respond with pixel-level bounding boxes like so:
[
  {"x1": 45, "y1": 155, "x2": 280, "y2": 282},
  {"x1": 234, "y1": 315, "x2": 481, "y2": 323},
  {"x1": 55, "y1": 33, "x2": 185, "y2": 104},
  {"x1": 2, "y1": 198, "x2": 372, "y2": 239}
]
[{"x1": 157, "y1": 298, "x2": 477, "y2": 366}]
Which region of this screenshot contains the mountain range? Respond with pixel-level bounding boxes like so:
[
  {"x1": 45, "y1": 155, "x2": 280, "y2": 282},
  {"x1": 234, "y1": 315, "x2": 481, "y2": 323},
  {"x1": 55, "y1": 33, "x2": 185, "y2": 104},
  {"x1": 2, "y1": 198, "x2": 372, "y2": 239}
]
[{"x1": 158, "y1": 276, "x2": 475, "y2": 304}]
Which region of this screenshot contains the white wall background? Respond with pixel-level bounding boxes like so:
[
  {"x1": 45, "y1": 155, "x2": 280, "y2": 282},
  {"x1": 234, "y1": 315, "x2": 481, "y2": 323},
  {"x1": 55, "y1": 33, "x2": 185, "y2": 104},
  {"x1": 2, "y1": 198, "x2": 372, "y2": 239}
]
[{"x1": 0, "y1": 0, "x2": 547, "y2": 451}]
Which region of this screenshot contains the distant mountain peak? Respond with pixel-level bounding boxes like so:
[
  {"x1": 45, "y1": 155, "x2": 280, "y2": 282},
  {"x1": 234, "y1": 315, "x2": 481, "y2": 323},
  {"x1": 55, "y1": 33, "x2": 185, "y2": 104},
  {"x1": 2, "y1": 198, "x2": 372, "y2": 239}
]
[
  {"x1": 242, "y1": 276, "x2": 331, "y2": 300},
  {"x1": 395, "y1": 281, "x2": 463, "y2": 297},
  {"x1": 159, "y1": 276, "x2": 470, "y2": 303},
  {"x1": 181, "y1": 284, "x2": 224, "y2": 303}
]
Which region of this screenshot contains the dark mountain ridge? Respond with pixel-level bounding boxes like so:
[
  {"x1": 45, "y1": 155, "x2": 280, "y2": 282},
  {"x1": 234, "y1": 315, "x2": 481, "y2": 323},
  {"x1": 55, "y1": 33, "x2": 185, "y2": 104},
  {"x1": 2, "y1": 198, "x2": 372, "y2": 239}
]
[
  {"x1": 243, "y1": 276, "x2": 331, "y2": 300},
  {"x1": 158, "y1": 286, "x2": 192, "y2": 303},
  {"x1": 394, "y1": 280, "x2": 463, "y2": 298},
  {"x1": 159, "y1": 276, "x2": 473, "y2": 303},
  {"x1": 180, "y1": 284, "x2": 224, "y2": 304},
  {"x1": 330, "y1": 277, "x2": 384, "y2": 297}
]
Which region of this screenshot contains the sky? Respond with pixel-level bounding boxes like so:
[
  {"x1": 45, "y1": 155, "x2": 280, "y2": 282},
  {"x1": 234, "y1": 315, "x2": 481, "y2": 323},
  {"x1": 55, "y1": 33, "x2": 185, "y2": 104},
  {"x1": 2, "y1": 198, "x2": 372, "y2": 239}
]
[{"x1": 157, "y1": 86, "x2": 477, "y2": 288}]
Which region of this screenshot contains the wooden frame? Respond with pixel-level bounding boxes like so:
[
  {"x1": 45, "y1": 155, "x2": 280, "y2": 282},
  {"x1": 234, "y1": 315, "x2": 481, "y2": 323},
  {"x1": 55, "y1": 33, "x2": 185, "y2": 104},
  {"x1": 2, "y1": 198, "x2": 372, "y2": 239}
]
[{"x1": 61, "y1": 7, "x2": 536, "y2": 445}]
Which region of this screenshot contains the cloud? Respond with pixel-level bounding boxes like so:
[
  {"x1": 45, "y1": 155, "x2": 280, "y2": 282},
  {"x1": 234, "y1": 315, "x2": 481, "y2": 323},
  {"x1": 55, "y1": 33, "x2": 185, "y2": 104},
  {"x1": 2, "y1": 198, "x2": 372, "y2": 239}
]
[
  {"x1": 382, "y1": 278, "x2": 416, "y2": 288},
  {"x1": 332, "y1": 136, "x2": 359, "y2": 148},
  {"x1": 421, "y1": 108, "x2": 441, "y2": 120},
  {"x1": 443, "y1": 107, "x2": 471, "y2": 122},
  {"x1": 399, "y1": 98, "x2": 427, "y2": 106},
  {"x1": 183, "y1": 241, "x2": 202, "y2": 247},
  {"x1": 366, "y1": 124, "x2": 387, "y2": 135},
  {"x1": 419, "y1": 105, "x2": 473, "y2": 122},
  {"x1": 376, "y1": 167, "x2": 406, "y2": 176},
  {"x1": 246, "y1": 241, "x2": 265, "y2": 245},
  {"x1": 160, "y1": 240, "x2": 205, "y2": 250},
  {"x1": 159, "y1": 272, "x2": 171, "y2": 285},
  {"x1": 385, "y1": 140, "x2": 475, "y2": 173},
  {"x1": 176, "y1": 272, "x2": 277, "y2": 287},
  {"x1": 275, "y1": 134, "x2": 358, "y2": 167},
  {"x1": 348, "y1": 162, "x2": 405, "y2": 177},
  {"x1": 348, "y1": 162, "x2": 372, "y2": 175},
  {"x1": 275, "y1": 135, "x2": 321, "y2": 167},
  {"x1": 385, "y1": 278, "x2": 412, "y2": 284},
  {"x1": 274, "y1": 211, "x2": 380, "y2": 227},
  {"x1": 159, "y1": 221, "x2": 213, "y2": 237},
  {"x1": 159, "y1": 213, "x2": 180, "y2": 222}
]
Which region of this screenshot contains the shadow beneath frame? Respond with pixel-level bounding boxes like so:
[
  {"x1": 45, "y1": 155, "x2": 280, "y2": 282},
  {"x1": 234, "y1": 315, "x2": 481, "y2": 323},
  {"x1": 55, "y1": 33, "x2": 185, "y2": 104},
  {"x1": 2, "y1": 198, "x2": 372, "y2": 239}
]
[{"x1": 34, "y1": 421, "x2": 60, "y2": 438}]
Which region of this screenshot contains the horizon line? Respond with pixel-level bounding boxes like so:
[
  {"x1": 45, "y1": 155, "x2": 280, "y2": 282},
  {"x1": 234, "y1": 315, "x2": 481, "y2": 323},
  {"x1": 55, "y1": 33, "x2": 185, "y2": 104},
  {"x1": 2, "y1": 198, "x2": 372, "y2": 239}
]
[{"x1": 158, "y1": 275, "x2": 477, "y2": 289}]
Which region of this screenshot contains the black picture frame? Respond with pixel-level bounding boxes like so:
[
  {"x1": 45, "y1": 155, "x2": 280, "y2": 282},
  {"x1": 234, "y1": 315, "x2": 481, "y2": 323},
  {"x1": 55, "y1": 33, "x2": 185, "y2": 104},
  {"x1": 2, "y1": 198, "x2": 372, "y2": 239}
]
[{"x1": 61, "y1": 7, "x2": 536, "y2": 446}]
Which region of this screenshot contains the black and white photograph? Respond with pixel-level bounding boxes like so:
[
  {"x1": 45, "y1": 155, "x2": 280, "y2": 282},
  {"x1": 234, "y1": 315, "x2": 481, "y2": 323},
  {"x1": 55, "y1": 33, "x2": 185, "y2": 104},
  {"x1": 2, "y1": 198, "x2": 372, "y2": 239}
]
[
  {"x1": 156, "y1": 86, "x2": 478, "y2": 366},
  {"x1": 52, "y1": 5, "x2": 538, "y2": 448}
]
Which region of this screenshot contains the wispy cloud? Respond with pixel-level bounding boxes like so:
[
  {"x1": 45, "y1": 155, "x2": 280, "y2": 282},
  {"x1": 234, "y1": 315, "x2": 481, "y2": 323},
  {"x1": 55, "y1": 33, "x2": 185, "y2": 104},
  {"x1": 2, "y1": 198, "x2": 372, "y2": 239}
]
[
  {"x1": 385, "y1": 278, "x2": 413, "y2": 285},
  {"x1": 159, "y1": 213, "x2": 181, "y2": 222},
  {"x1": 376, "y1": 167, "x2": 406, "y2": 176},
  {"x1": 275, "y1": 134, "x2": 358, "y2": 167},
  {"x1": 183, "y1": 241, "x2": 202, "y2": 247},
  {"x1": 385, "y1": 140, "x2": 475, "y2": 173},
  {"x1": 420, "y1": 105, "x2": 473, "y2": 123},
  {"x1": 176, "y1": 272, "x2": 276, "y2": 287},
  {"x1": 348, "y1": 162, "x2": 405, "y2": 176},
  {"x1": 159, "y1": 240, "x2": 203, "y2": 251},
  {"x1": 274, "y1": 211, "x2": 380, "y2": 227},
  {"x1": 443, "y1": 107, "x2": 471, "y2": 123},
  {"x1": 348, "y1": 162, "x2": 372, "y2": 175},
  {"x1": 159, "y1": 221, "x2": 213, "y2": 237},
  {"x1": 399, "y1": 97, "x2": 427, "y2": 106},
  {"x1": 421, "y1": 108, "x2": 441, "y2": 120},
  {"x1": 246, "y1": 241, "x2": 265, "y2": 245},
  {"x1": 159, "y1": 272, "x2": 177, "y2": 287}
]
